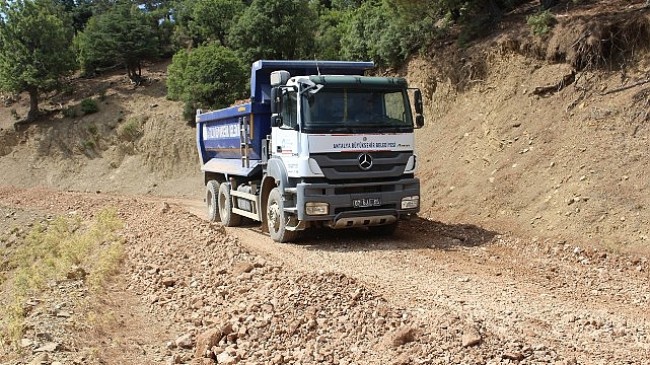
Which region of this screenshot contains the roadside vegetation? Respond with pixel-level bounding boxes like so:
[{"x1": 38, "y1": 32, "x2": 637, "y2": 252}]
[
  {"x1": 0, "y1": 0, "x2": 575, "y2": 123},
  {"x1": 1, "y1": 0, "x2": 647, "y2": 123},
  {"x1": 0, "y1": 209, "x2": 124, "y2": 347}
]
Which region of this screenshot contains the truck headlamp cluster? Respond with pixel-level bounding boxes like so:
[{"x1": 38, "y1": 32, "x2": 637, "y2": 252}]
[
  {"x1": 306, "y1": 202, "x2": 329, "y2": 215},
  {"x1": 401, "y1": 196, "x2": 419, "y2": 209}
]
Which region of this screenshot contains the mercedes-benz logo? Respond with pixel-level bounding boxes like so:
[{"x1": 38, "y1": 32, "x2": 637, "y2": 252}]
[{"x1": 358, "y1": 153, "x2": 373, "y2": 171}]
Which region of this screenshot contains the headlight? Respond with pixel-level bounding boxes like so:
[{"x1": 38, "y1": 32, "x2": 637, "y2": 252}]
[
  {"x1": 306, "y1": 202, "x2": 329, "y2": 215},
  {"x1": 404, "y1": 155, "x2": 417, "y2": 172},
  {"x1": 401, "y1": 196, "x2": 419, "y2": 209}
]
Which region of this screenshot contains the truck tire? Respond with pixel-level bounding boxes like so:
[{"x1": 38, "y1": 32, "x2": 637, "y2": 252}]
[
  {"x1": 206, "y1": 180, "x2": 220, "y2": 222},
  {"x1": 218, "y1": 183, "x2": 242, "y2": 227},
  {"x1": 266, "y1": 187, "x2": 298, "y2": 243},
  {"x1": 369, "y1": 222, "x2": 398, "y2": 236}
]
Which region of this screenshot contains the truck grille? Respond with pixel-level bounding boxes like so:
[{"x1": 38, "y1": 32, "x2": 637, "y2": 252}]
[{"x1": 311, "y1": 152, "x2": 411, "y2": 180}]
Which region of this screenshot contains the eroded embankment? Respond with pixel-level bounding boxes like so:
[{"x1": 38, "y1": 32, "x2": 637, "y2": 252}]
[{"x1": 404, "y1": 4, "x2": 650, "y2": 251}]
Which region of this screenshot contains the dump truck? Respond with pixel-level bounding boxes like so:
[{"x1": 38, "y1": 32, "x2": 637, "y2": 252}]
[{"x1": 196, "y1": 60, "x2": 425, "y2": 242}]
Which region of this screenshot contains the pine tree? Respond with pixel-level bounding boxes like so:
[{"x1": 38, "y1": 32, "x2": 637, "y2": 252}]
[
  {"x1": 191, "y1": 0, "x2": 245, "y2": 47},
  {"x1": 75, "y1": 1, "x2": 159, "y2": 83},
  {"x1": 0, "y1": 0, "x2": 76, "y2": 122},
  {"x1": 228, "y1": 0, "x2": 317, "y2": 63}
]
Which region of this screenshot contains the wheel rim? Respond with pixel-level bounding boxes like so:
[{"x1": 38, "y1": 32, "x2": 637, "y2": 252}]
[{"x1": 268, "y1": 201, "x2": 280, "y2": 233}]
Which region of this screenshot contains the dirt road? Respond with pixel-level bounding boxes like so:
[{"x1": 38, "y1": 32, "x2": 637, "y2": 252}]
[
  {"x1": 223, "y1": 211, "x2": 650, "y2": 364},
  {"x1": 2, "y1": 187, "x2": 648, "y2": 365}
]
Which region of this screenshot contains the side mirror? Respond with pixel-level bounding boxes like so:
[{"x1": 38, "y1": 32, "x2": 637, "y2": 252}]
[
  {"x1": 414, "y1": 89, "x2": 423, "y2": 115},
  {"x1": 415, "y1": 115, "x2": 425, "y2": 128},
  {"x1": 271, "y1": 87, "x2": 281, "y2": 114},
  {"x1": 271, "y1": 113, "x2": 283, "y2": 127}
]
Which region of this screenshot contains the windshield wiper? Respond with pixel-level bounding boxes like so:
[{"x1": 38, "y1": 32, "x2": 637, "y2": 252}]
[
  {"x1": 328, "y1": 126, "x2": 356, "y2": 133},
  {"x1": 373, "y1": 126, "x2": 403, "y2": 133}
]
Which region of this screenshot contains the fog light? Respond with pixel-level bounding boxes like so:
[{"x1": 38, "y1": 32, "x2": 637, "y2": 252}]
[
  {"x1": 306, "y1": 202, "x2": 329, "y2": 215},
  {"x1": 401, "y1": 196, "x2": 419, "y2": 209}
]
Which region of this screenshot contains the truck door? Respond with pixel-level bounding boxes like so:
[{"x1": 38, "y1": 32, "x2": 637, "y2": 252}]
[{"x1": 271, "y1": 89, "x2": 300, "y2": 177}]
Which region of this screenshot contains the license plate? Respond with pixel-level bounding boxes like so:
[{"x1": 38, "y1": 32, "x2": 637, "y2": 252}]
[{"x1": 352, "y1": 198, "x2": 381, "y2": 208}]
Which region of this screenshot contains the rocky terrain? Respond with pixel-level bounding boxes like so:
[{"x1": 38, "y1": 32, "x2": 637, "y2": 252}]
[
  {"x1": 1, "y1": 187, "x2": 649, "y2": 364},
  {"x1": 1, "y1": 1, "x2": 649, "y2": 364}
]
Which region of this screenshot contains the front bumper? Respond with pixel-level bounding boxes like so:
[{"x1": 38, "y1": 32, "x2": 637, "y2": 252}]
[{"x1": 294, "y1": 178, "x2": 420, "y2": 228}]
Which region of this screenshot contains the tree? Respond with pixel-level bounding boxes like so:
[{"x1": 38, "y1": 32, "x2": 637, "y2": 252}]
[
  {"x1": 0, "y1": 0, "x2": 76, "y2": 122},
  {"x1": 166, "y1": 44, "x2": 248, "y2": 121},
  {"x1": 171, "y1": 0, "x2": 245, "y2": 48},
  {"x1": 190, "y1": 0, "x2": 245, "y2": 47},
  {"x1": 56, "y1": 0, "x2": 94, "y2": 32},
  {"x1": 391, "y1": 0, "x2": 529, "y2": 38},
  {"x1": 166, "y1": 49, "x2": 189, "y2": 102},
  {"x1": 313, "y1": 5, "x2": 347, "y2": 60},
  {"x1": 74, "y1": 1, "x2": 159, "y2": 81},
  {"x1": 340, "y1": 0, "x2": 431, "y2": 67},
  {"x1": 228, "y1": 0, "x2": 317, "y2": 63}
]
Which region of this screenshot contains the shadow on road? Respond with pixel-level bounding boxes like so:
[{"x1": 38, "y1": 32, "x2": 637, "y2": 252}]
[
  {"x1": 298, "y1": 216, "x2": 499, "y2": 252},
  {"x1": 183, "y1": 198, "x2": 499, "y2": 253}
]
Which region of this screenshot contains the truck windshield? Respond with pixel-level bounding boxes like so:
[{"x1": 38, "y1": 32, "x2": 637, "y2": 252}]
[{"x1": 302, "y1": 87, "x2": 413, "y2": 134}]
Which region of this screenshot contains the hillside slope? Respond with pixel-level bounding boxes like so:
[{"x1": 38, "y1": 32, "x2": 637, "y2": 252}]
[
  {"x1": 406, "y1": 1, "x2": 650, "y2": 252},
  {"x1": 0, "y1": 1, "x2": 648, "y2": 252},
  {"x1": 0, "y1": 62, "x2": 202, "y2": 198}
]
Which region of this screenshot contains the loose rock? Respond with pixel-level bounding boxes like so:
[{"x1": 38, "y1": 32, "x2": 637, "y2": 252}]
[
  {"x1": 175, "y1": 334, "x2": 193, "y2": 349},
  {"x1": 461, "y1": 326, "x2": 482, "y2": 347}
]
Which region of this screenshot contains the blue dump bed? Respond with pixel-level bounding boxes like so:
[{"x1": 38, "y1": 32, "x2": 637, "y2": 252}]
[
  {"x1": 196, "y1": 60, "x2": 374, "y2": 177},
  {"x1": 197, "y1": 102, "x2": 270, "y2": 161}
]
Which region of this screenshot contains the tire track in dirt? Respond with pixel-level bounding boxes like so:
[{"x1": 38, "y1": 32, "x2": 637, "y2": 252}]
[
  {"x1": 175, "y1": 199, "x2": 650, "y2": 364},
  {"x1": 2, "y1": 189, "x2": 648, "y2": 364}
]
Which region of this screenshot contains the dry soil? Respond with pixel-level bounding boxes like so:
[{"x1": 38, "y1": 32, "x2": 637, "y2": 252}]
[{"x1": 1, "y1": 1, "x2": 649, "y2": 364}]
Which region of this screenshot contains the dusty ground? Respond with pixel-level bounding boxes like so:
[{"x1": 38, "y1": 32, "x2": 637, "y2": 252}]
[
  {"x1": 1, "y1": 1, "x2": 649, "y2": 364},
  {"x1": 1, "y1": 187, "x2": 648, "y2": 364}
]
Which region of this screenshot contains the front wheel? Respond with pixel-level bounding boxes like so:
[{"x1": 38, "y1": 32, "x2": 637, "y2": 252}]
[
  {"x1": 218, "y1": 183, "x2": 242, "y2": 227},
  {"x1": 266, "y1": 188, "x2": 298, "y2": 243}
]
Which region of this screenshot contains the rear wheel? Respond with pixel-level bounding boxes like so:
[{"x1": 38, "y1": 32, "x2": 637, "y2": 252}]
[
  {"x1": 206, "y1": 180, "x2": 220, "y2": 222},
  {"x1": 218, "y1": 183, "x2": 242, "y2": 227},
  {"x1": 266, "y1": 188, "x2": 298, "y2": 243}
]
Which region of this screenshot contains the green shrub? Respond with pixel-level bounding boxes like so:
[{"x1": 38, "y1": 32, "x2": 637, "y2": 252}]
[
  {"x1": 117, "y1": 117, "x2": 143, "y2": 142},
  {"x1": 62, "y1": 106, "x2": 77, "y2": 118},
  {"x1": 81, "y1": 139, "x2": 95, "y2": 150},
  {"x1": 166, "y1": 44, "x2": 247, "y2": 122},
  {"x1": 527, "y1": 10, "x2": 556, "y2": 36},
  {"x1": 80, "y1": 98, "x2": 99, "y2": 114},
  {"x1": 166, "y1": 50, "x2": 189, "y2": 101},
  {"x1": 182, "y1": 102, "x2": 198, "y2": 123}
]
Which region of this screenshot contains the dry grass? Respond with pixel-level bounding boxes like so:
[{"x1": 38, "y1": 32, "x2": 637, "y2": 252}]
[
  {"x1": 0, "y1": 209, "x2": 124, "y2": 347},
  {"x1": 117, "y1": 116, "x2": 145, "y2": 142}
]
